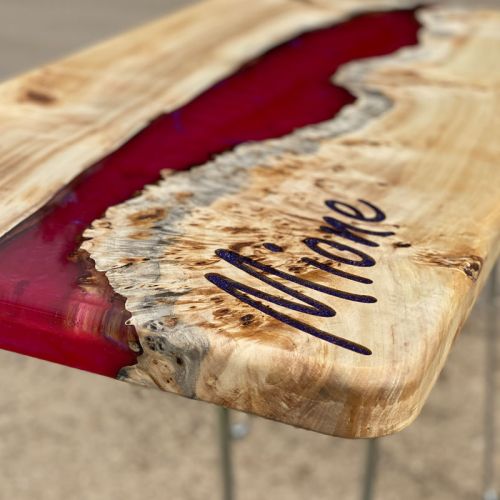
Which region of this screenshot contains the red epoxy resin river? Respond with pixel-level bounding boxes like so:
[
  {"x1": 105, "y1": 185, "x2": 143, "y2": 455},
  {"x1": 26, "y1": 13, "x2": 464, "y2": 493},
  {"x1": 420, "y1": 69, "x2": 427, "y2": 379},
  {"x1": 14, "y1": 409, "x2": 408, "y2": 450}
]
[{"x1": 0, "y1": 10, "x2": 420, "y2": 376}]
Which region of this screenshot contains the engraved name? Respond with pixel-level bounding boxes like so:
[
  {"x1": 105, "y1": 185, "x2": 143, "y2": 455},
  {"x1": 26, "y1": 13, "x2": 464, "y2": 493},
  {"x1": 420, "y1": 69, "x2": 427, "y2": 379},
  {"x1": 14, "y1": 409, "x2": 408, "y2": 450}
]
[{"x1": 205, "y1": 199, "x2": 394, "y2": 355}]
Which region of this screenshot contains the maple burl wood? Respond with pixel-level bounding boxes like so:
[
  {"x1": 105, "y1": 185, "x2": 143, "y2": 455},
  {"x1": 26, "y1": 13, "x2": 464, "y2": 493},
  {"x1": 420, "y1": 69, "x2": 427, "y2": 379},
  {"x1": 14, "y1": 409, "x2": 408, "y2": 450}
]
[
  {"x1": 80, "y1": 3, "x2": 500, "y2": 437},
  {"x1": 1, "y1": 0, "x2": 499, "y2": 438}
]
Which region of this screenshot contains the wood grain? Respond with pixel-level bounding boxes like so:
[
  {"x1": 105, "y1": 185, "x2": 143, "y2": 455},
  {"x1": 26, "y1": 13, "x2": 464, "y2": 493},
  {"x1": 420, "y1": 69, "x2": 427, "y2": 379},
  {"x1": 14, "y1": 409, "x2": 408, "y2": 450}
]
[
  {"x1": 81, "y1": 4, "x2": 500, "y2": 437},
  {"x1": 0, "y1": 0, "x2": 415, "y2": 240}
]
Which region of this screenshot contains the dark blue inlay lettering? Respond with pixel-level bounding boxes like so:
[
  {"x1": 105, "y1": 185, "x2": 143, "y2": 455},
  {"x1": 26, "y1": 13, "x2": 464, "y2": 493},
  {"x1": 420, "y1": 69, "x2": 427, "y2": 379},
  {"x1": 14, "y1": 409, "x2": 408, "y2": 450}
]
[
  {"x1": 215, "y1": 249, "x2": 335, "y2": 317},
  {"x1": 263, "y1": 242, "x2": 283, "y2": 252},
  {"x1": 303, "y1": 237, "x2": 376, "y2": 267},
  {"x1": 325, "y1": 198, "x2": 387, "y2": 222},
  {"x1": 204, "y1": 198, "x2": 395, "y2": 355},
  {"x1": 321, "y1": 216, "x2": 379, "y2": 247},
  {"x1": 205, "y1": 272, "x2": 372, "y2": 355},
  {"x1": 216, "y1": 249, "x2": 375, "y2": 303}
]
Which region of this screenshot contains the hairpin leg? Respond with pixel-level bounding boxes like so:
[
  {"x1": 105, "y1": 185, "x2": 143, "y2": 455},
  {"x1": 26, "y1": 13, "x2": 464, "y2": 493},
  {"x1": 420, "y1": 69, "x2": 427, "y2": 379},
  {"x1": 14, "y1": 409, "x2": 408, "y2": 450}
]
[
  {"x1": 483, "y1": 264, "x2": 498, "y2": 500},
  {"x1": 361, "y1": 438, "x2": 379, "y2": 500},
  {"x1": 218, "y1": 407, "x2": 235, "y2": 500}
]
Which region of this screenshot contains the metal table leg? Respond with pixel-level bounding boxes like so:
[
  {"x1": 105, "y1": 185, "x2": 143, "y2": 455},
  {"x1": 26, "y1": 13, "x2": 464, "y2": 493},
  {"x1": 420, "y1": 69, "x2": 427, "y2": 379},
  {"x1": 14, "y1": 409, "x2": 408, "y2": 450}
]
[
  {"x1": 218, "y1": 407, "x2": 235, "y2": 500},
  {"x1": 361, "y1": 438, "x2": 379, "y2": 500},
  {"x1": 483, "y1": 264, "x2": 498, "y2": 500}
]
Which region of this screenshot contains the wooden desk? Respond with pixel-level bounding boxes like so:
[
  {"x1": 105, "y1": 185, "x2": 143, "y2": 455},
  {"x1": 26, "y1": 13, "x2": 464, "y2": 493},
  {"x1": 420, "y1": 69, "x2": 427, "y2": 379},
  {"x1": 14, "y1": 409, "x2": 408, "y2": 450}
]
[{"x1": 0, "y1": 0, "x2": 499, "y2": 438}]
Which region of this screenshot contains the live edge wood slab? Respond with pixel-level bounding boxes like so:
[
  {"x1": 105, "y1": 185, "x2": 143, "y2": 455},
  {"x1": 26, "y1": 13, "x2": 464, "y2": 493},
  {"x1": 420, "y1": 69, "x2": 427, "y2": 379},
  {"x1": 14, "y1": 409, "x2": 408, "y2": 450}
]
[{"x1": 0, "y1": 0, "x2": 499, "y2": 438}]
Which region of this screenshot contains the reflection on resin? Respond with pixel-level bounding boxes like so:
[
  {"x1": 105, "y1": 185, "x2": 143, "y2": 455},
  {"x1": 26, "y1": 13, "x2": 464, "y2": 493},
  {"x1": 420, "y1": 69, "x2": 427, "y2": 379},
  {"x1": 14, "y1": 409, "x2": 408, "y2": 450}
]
[{"x1": 0, "y1": 10, "x2": 420, "y2": 376}]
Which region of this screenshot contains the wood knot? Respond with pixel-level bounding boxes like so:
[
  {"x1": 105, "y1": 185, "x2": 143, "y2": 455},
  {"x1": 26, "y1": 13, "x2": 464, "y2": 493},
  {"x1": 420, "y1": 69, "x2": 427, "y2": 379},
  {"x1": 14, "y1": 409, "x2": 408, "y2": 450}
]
[
  {"x1": 462, "y1": 257, "x2": 483, "y2": 281},
  {"x1": 240, "y1": 314, "x2": 255, "y2": 326},
  {"x1": 414, "y1": 251, "x2": 483, "y2": 281}
]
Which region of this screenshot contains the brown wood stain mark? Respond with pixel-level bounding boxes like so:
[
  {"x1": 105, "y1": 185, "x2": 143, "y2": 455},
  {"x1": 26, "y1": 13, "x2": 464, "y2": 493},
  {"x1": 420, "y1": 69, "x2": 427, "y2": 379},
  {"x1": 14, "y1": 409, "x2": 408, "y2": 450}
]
[
  {"x1": 21, "y1": 89, "x2": 57, "y2": 105},
  {"x1": 128, "y1": 207, "x2": 166, "y2": 225}
]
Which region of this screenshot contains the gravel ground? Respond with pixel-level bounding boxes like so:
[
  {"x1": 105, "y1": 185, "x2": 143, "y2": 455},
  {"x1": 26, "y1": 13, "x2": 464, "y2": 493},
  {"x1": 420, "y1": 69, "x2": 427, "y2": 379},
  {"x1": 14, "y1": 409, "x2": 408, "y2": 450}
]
[{"x1": 0, "y1": 1, "x2": 498, "y2": 499}]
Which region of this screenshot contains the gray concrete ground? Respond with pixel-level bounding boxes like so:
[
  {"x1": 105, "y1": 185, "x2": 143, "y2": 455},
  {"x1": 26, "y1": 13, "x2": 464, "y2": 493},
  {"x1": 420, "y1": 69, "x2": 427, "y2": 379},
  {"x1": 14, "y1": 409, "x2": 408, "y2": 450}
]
[{"x1": 0, "y1": 1, "x2": 498, "y2": 499}]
